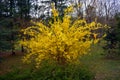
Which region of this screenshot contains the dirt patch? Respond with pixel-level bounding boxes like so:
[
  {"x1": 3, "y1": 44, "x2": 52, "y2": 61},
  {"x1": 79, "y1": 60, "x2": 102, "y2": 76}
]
[{"x1": 0, "y1": 51, "x2": 24, "y2": 57}]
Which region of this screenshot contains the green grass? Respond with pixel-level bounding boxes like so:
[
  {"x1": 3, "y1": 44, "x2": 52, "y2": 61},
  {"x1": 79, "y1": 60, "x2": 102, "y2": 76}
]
[
  {"x1": 80, "y1": 44, "x2": 120, "y2": 80},
  {"x1": 0, "y1": 53, "x2": 94, "y2": 80},
  {"x1": 0, "y1": 58, "x2": 94, "y2": 80}
]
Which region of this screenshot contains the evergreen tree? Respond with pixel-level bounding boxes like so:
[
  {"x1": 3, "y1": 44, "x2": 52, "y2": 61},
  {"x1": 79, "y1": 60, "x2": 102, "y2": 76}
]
[
  {"x1": 104, "y1": 13, "x2": 120, "y2": 56},
  {"x1": 17, "y1": 0, "x2": 31, "y2": 19},
  {"x1": 0, "y1": 0, "x2": 32, "y2": 54}
]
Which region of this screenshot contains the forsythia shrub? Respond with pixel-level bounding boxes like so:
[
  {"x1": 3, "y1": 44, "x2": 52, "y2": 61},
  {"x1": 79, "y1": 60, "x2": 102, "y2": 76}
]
[{"x1": 20, "y1": 5, "x2": 106, "y2": 68}]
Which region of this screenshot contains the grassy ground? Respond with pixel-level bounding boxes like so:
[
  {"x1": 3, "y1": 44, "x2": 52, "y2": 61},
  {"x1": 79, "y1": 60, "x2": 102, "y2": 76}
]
[
  {"x1": 0, "y1": 44, "x2": 120, "y2": 80},
  {"x1": 80, "y1": 44, "x2": 120, "y2": 80},
  {"x1": 0, "y1": 52, "x2": 32, "y2": 75}
]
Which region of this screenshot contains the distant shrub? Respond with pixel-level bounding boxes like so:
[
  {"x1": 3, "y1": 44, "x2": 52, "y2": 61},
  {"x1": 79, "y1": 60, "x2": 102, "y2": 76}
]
[{"x1": 104, "y1": 13, "x2": 120, "y2": 57}]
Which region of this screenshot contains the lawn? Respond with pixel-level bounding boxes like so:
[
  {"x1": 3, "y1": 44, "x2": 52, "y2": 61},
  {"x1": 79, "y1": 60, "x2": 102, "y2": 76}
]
[
  {"x1": 80, "y1": 44, "x2": 120, "y2": 80},
  {"x1": 0, "y1": 43, "x2": 120, "y2": 80}
]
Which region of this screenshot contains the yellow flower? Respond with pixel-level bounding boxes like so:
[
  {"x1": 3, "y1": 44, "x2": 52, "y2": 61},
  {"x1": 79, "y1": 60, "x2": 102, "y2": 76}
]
[{"x1": 19, "y1": 4, "x2": 107, "y2": 66}]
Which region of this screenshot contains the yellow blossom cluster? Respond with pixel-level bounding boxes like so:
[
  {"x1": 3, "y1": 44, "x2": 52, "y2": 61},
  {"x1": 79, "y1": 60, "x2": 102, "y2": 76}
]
[{"x1": 20, "y1": 5, "x2": 107, "y2": 67}]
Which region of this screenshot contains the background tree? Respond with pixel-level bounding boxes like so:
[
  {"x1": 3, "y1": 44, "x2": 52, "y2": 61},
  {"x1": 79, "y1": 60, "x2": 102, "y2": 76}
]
[
  {"x1": 0, "y1": 0, "x2": 32, "y2": 54},
  {"x1": 104, "y1": 13, "x2": 120, "y2": 57}
]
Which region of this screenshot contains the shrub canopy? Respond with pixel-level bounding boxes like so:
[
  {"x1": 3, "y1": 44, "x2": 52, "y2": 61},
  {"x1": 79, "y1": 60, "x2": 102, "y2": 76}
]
[{"x1": 20, "y1": 5, "x2": 106, "y2": 67}]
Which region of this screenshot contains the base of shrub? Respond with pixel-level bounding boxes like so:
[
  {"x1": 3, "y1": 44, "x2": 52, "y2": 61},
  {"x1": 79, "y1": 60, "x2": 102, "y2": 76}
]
[{"x1": 0, "y1": 62, "x2": 94, "y2": 80}]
